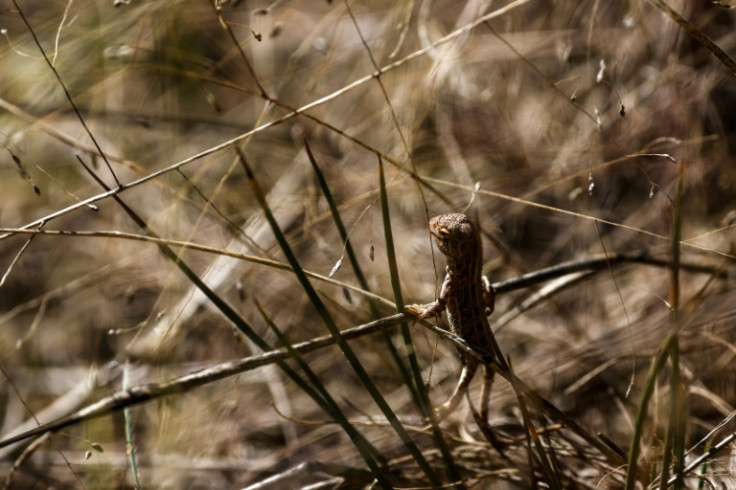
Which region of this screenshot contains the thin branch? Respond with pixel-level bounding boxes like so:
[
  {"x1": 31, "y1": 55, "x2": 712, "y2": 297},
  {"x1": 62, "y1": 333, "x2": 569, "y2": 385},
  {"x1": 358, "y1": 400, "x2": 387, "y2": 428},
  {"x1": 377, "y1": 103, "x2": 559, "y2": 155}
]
[
  {"x1": 648, "y1": 0, "x2": 736, "y2": 76},
  {"x1": 12, "y1": 0, "x2": 121, "y2": 187}
]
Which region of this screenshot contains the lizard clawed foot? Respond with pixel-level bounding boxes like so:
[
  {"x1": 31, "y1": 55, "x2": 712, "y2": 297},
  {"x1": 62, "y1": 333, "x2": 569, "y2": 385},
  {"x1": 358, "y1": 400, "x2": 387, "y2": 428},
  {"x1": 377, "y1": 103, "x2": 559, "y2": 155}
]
[
  {"x1": 404, "y1": 301, "x2": 444, "y2": 320},
  {"x1": 475, "y1": 418, "x2": 513, "y2": 459},
  {"x1": 434, "y1": 395, "x2": 464, "y2": 422},
  {"x1": 404, "y1": 303, "x2": 430, "y2": 318},
  {"x1": 423, "y1": 401, "x2": 512, "y2": 460},
  {"x1": 417, "y1": 404, "x2": 458, "y2": 433}
]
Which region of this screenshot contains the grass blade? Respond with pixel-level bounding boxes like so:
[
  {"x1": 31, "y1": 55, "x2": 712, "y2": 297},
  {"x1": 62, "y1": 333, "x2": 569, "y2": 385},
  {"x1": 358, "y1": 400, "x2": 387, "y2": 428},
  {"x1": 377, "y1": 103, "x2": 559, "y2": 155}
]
[
  {"x1": 377, "y1": 156, "x2": 465, "y2": 485},
  {"x1": 625, "y1": 330, "x2": 677, "y2": 489},
  {"x1": 303, "y1": 140, "x2": 421, "y2": 405},
  {"x1": 661, "y1": 159, "x2": 687, "y2": 489},
  {"x1": 255, "y1": 301, "x2": 390, "y2": 486},
  {"x1": 73, "y1": 157, "x2": 395, "y2": 485},
  {"x1": 508, "y1": 357, "x2": 562, "y2": 490},
  {"x1": 240, "y1": 151, "x2": 442, "y2": 486},
  {"x1": 123, "y1": 361, "x2": 142, "y2": 490}
]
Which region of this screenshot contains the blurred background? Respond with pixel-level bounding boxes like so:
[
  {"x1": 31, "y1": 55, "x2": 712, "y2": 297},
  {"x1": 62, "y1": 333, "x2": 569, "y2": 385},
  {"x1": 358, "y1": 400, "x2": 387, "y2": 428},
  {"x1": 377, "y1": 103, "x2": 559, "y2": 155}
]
[{"x1": 0, "y1": 0, "x2": 735, "y2": 488}]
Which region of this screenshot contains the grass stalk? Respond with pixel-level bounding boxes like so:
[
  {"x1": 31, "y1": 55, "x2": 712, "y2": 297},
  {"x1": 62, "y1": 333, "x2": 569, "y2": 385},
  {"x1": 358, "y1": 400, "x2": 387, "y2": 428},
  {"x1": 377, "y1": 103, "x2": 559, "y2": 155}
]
[
  {"x1": 377, "y1": 156, "x2": 464, "y2": 486},
  {"x1": 303, "y1": 140, "x2": 420, "y2": 405},
  {"x1": 240, "y1": 152, "x2": 442, "y2": 486},
  {"x1": 255, "y1": 301, "x2": 390, "y2": 485},
  {"x1": 74, "y1": 140, "x2": 397, "y2": 484},
  {"x1": 508, "y1": 357, "x2": 562, "y2": 490},
  {"x1": 667, "y1": 160, "x2": 687, "y2": 488},
  {"x1": 626, "y1": 161, "x2": 687, "y2": 490},
  {"x1": 123, "y1": 361, "x2": 142, "y2": 490}
]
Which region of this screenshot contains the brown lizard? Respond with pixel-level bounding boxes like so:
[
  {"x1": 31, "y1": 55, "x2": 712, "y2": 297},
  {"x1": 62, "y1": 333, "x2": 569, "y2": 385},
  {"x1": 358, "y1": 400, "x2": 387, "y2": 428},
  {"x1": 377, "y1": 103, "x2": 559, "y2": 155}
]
[{"x1": 406, "y1": 213, "x2": 508, "y2": 443}]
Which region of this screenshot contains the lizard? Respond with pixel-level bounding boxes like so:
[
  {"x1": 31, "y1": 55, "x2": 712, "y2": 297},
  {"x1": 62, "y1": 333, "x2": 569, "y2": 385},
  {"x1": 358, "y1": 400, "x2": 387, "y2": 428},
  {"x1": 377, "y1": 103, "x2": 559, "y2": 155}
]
[{"x1": 405, "y1": 213, "x2": 509, "y2": 446}]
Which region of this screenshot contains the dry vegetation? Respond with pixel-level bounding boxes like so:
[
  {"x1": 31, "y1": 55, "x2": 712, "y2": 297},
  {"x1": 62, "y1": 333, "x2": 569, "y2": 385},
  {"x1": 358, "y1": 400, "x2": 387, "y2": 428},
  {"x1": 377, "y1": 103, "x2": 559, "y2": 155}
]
[{"x1": 1, "y1": 0, "x2": 736, "y2": 488}]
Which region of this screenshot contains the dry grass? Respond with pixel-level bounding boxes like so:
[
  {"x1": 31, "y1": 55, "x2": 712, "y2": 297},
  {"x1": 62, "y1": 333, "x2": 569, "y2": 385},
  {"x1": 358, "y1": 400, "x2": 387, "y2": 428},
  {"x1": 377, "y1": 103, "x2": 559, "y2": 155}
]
[{"x1": 1, "y1": 0, "x2": 736, "y2": 488}]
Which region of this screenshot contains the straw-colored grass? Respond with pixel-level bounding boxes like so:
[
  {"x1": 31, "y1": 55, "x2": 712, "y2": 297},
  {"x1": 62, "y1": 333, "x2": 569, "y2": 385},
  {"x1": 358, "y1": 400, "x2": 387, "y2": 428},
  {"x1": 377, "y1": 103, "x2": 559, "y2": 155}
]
[{"x1": 1, "y1": 1, "x2": 735, "y2": 488}]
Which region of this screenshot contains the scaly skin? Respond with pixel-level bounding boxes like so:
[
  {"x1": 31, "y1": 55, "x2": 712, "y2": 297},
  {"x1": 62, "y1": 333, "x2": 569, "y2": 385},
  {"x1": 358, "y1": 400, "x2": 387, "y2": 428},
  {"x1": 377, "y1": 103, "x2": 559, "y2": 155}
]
[{"x1": 406, "y1": 213, "x2": 507, "y2": 439}]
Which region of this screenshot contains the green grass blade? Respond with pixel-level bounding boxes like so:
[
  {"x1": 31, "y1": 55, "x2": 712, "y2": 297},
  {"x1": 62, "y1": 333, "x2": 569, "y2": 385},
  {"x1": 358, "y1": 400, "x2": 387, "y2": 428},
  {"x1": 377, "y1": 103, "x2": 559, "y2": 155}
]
[
  {"x1": 303, "y1": 140, "x2": 421, "y2": 405},
  {"x1": 672, "y1": 161, "x2": 687, "y2": 486},
  {"x1": 74, "y1": 155, "x2": 395, "y2": 486},
  {"x1": 376, "y1": 156, "x2": 417, "y2": 393},
  {"x1": 508, "y1": 358, "x2": 561, "y2": 490},
  {"x1": 377, "y1": 156, "x2": 464, "y2": 487},
  {"x1": 255, "y1": 301, "x2": 391, "y2": 486},
  {"x1": 666, "y1": 160, "x2": 687, "y2": 489},
  {"x1": 627, "y1": 162, "x2": 688, "y2": 490},
  {"x1": 625, "y1": 330, "x2": 678, "y2": 489},
  {"x1": 241, "y1": 152, "x2": 442, "y2": 486},
  {"x1": 123, "y1": 361, "x2": 142, "y2": 490}
]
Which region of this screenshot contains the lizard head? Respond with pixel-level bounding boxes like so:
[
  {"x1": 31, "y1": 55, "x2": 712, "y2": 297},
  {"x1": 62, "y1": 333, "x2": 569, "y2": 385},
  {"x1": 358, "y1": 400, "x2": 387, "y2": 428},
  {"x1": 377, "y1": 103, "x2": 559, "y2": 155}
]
[{"x1": 428, "y1": 213, "x2": 478, "y2": 259}]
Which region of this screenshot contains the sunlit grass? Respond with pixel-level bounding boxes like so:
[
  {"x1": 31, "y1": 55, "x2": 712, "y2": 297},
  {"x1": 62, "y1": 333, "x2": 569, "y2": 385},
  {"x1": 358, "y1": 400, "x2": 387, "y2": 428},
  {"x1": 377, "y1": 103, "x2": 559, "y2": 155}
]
[{"x1": 1, "y1": 1, "x2": 735, "y2": 488}]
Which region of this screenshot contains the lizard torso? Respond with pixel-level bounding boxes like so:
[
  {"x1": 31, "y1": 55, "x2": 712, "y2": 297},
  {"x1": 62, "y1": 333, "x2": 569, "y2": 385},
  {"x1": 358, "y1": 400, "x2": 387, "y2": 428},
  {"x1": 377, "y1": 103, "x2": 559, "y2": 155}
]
[{"x1": 430, "y1": 213, "x2": 497, "y2": 359}]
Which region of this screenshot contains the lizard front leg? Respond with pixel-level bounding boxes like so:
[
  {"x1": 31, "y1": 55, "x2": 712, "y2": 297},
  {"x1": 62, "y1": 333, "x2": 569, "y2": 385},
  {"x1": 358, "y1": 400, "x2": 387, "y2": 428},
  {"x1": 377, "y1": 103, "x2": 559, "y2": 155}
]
[{"x1": 405, "y1": 271, "x2": 451, "y2": 319}]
